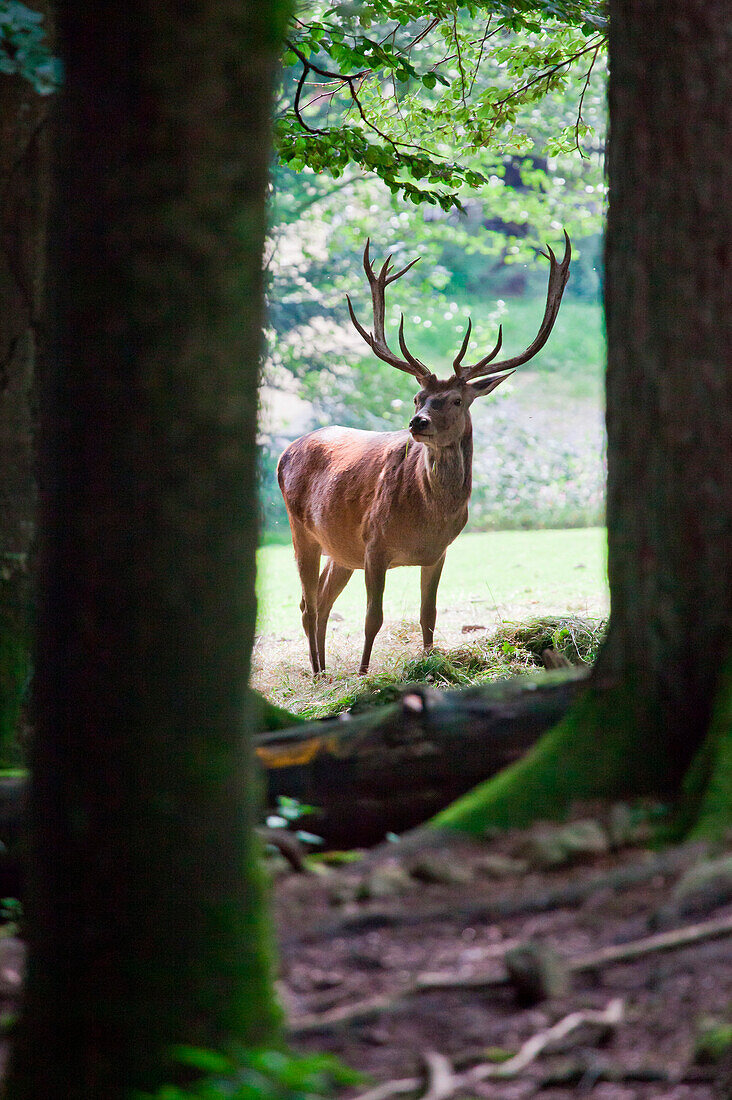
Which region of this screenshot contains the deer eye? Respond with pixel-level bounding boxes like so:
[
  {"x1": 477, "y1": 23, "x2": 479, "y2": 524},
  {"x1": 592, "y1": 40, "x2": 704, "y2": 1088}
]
[{"x1": 454, "y1": 398, "x2": 462, "y2": 406}]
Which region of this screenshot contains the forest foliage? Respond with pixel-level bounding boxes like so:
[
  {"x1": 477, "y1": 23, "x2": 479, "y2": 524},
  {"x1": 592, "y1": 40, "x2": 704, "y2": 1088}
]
[
  {"x1": 277, "y1": 1, "x2": 607, "y2": 208},
  {"x1": 264, "y1": 3, "x2": 609, "y2": 536},
  {"x1": 2, "y1": 0, "x2": 610, "y2": 536}
]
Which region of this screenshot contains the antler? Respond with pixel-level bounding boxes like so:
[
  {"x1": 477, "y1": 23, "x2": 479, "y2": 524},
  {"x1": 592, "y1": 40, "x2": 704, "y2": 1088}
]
[
  {"x1": 346, "y1": 241, "x2": 432, "y2": 381},
  {"x1": 453, "y1": 231, "x2": 571, "y2": 383}
]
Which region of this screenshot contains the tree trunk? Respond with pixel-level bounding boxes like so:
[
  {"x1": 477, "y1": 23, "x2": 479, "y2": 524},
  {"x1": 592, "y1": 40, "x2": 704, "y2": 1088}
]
[
  {"x1": 431, "y1": 0, "x2": 731, "y2": 839},
  {"x1": 0, "y1": 6, "x2": 53, "y2": 765},
  {"x1": 4, "y1": 1, "x2": 289, "y2": 1096}
]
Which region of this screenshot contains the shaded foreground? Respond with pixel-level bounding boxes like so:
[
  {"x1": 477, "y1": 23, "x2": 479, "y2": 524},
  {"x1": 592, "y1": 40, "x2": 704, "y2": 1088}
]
[
  {"x1": 273, "y1": 826, "x2": 732, "y2": 1100},
  {"x1": 0, "y1": 818, "x2": 729, "y2": 1094}
]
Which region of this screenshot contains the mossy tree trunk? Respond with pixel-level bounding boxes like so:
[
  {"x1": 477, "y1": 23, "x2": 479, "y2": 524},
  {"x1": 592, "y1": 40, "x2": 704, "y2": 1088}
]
[
  {"x1": 0, "y1": 4, "x2": 53, "y2": 766},
  {"x1": 433, "y1": 0, "x2": 731, "y2": 840},
  {"x1": 4, "y1": 1, "x2": 290, "y2": 1096}
]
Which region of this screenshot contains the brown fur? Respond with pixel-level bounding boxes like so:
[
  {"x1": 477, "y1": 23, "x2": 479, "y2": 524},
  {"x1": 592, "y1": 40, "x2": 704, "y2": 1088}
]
[{"x1": 277, "y1": 377, "x2": 485, "y2": 674}]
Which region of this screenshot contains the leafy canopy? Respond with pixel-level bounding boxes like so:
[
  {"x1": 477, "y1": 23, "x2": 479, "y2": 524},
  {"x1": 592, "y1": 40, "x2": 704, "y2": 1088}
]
[
  {"x1": 277, "y1": 0, "x2": 607, "y2": 207},
  {"x1": 0, "y1": 0, "x2": 61, "y2": 93}
]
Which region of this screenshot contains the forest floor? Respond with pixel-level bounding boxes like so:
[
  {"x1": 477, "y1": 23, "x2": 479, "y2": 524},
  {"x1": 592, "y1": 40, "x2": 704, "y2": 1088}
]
[
  {"x1": 0, "y1": 821, "x2": 729, "y2": 1095},
  {"x1": 273, "y1": 822, "x2": 732, "y2": 1100}
]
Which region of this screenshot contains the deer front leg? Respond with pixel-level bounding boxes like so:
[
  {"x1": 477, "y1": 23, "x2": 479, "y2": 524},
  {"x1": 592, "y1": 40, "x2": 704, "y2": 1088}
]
[
  {"x1": 360, "y1": 550, "x2": 387, "y2": 675},
  {"x1": 420, "y1": 552, "x2": 446, "y2": 651},
  {"x1": 316, "y1": 559, "x2": 353, "y2": 672},
  {"x1": 291, "y1": 522, "x2": 322, "y2": 675}
]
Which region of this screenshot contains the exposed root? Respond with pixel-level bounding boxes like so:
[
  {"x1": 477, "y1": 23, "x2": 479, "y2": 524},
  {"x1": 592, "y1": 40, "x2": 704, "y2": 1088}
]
[
  {"x1": 351, "y1": 999, "x2": 624, "y2": 1100},
  {"x1": 288, "y1": 845, "x2": 700, "y2": 945},
  {"x1": 288, "y1": 913, "x2": 732, "y2": 1036}
]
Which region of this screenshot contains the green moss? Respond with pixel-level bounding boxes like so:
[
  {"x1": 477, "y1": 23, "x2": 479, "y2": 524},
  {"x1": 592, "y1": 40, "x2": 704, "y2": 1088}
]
[
  {"x1": 430, "y1": 654, "x2": 732, "y2": 841},
  {"x1": 253, "y1": 692, "x2": 303, "y2": 731},
  {"x1": 681, "y1": 658, "x2": 732, "y2": 844},
  {"x1": 0, "y1": 626, "x2": 30, "y2": 768},
  {"x1": 430, "y1": 677, "x2": 664, "y2": 834},
  {"x1": 694, "y1": 1019, "x2": 732, "y2": 1065}
]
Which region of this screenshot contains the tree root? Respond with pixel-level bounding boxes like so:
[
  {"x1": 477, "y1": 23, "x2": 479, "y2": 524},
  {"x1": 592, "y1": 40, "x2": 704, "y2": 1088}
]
[
  {"x1": 287, "y1": 844, "x2": 701, "y2": 946},
  {"x1": 288, "y1": 912, "x2": 732, "y2": 1036},
  {"x1": 351, "y1": 999, "x2": 624, "y2": 1100}
]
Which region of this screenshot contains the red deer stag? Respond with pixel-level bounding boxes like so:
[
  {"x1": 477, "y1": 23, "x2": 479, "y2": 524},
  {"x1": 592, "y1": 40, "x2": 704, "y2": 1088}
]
[{"x1": 278, "y1": 234, "x2": 571, "y2": 675}]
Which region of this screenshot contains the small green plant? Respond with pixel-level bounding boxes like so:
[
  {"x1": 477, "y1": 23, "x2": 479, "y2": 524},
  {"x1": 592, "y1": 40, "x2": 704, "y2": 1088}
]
[
  {"x1": 137, "y1": 1047, "x2": 363, "y2": 1100},
  {"x1": 0, "y1": 897, "x2": 22, "y2": 923},
  {"x1": 266, "y1": 797, "x2": 322, "y2": 848}
]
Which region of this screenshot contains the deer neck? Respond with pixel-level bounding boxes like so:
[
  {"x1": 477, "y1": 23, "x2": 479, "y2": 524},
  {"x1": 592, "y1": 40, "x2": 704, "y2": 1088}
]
[{"x1": 421, "y1": 424, "x2": 473, "y2": 504}]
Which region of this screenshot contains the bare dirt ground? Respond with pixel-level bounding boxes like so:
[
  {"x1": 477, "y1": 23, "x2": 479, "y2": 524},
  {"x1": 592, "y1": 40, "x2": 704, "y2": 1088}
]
[
  {"x1": 0, "y1": 828, "x2": 728, "y2": 1095},
  {"x1": 274, "y1": 828, "x2": 732, "y2": 1100}
]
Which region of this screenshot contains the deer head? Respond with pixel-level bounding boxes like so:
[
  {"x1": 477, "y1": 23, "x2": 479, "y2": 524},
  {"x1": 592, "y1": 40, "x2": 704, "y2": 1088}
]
[{"x1": 347, "y1": 233, "x2": 572, "y2": 448}]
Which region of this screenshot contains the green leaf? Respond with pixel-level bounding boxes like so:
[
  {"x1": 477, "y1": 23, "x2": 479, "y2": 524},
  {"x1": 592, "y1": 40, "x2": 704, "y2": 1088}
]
[{"x1": 170, "y1": 1046, "x2": 231, "y2": 1074}]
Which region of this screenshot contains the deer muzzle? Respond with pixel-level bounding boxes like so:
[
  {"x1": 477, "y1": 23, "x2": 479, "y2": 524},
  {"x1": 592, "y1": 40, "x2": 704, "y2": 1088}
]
[{"x1": 409, "y1": 414, "x2": 432, "y2": 436}]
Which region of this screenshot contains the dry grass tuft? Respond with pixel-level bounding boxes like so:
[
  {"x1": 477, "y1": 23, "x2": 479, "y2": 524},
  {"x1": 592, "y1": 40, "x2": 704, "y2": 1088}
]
[{"x1": 252, "y1": 615, "x2": 606, "y2": 721}]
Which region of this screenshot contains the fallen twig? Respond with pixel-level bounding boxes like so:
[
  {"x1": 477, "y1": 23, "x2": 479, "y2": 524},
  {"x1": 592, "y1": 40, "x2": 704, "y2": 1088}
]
[
  {"x1": 288, "y1": 913, "x2": 732, "y2": 1035},
  {"x1": 351, "y1": 999, "x2": 624, "y2": 1100},
  {"x1": 537, "y1": 1059, "x2": 716, "y2": 1089},
  {"x1": 258, "y1": 827, "x2": 308, "y2": 873},
  {"x1": 419, "y1": 1052, "x2": 455, "y2": 1100},
  {"x1": 571, "y1": 912, "x2": 732, "y2": 973},
  {"x1": 473, "y1": 998, "x2": 623, "y2": 1080}
]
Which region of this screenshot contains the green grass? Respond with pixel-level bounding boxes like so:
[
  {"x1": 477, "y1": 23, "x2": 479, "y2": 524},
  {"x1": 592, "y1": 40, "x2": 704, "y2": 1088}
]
[{"x1": 256, "y1": 527, "x2": 608, "y2": 640}]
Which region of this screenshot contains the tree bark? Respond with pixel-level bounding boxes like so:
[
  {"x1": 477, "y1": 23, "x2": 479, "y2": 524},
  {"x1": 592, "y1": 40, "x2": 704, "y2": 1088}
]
[
  {"x1": 0, "y1": 5, "x2": 53, "y2": 765},
  {"x1": 431, "y1": 0, "x2": 731, "y2": 839},
  {"x1": 601, "y1": 0, "x2": 731, "y2": 767},
  {"x1": 4, "y1": 1, "x2": 290, "y2": 1096}
]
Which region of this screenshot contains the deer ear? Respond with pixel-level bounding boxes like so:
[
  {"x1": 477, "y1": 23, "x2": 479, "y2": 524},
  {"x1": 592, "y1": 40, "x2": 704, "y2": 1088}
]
[{"x1": 467, "y1": 370, "x2": 514, "y2": 398}]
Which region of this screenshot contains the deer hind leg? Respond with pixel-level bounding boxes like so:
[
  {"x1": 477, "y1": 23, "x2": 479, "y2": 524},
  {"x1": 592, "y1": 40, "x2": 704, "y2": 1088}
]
[
  {"x1": 316, "y1": 559, "x2": 353, "y2": 673},
  {"x1": 420, "y1": 552, "x2": 446, "y2": 651},
  {"x1": 360, "y1": 551, "x2": 388, "y2": 675},
  {"x1": 291, "y1": 523, "x2": 322, "y2": 674}
]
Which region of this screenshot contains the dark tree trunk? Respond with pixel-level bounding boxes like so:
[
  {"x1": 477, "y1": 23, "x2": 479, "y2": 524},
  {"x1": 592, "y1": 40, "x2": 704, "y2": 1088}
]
[
  {"x1": 0, "y1": 6, "x2": 53, "y2": 764},
  {"x1": 601, "y1": 0, "x2": 731, "y2": 769},
  {"x1": 430, "y1": 0, "x2": 731, "y2": 838},
  {"x1": 4, "y1": 1, "x2": 289, "y2": 1096}
]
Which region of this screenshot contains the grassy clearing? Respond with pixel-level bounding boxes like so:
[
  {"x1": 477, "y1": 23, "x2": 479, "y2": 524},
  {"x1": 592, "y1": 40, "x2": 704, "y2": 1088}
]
[
  {"x1": 253, "y1": 528, "x2": 609, "y2": 715},
  {"x1": 256, "y1": 527, "x2": 608, "y2": 639},
  {"x1": 405, "y1": 296, "x2": 605, "y2": 403}
]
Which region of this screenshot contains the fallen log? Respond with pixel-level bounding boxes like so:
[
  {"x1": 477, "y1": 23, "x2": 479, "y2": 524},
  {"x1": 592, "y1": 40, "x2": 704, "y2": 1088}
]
[
  {"x1": 255, "y1": 669, "x2": 587, "y2": 846},
  {"x1": 0, "y1": 670, "x2": 586, "y2": 883}
]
